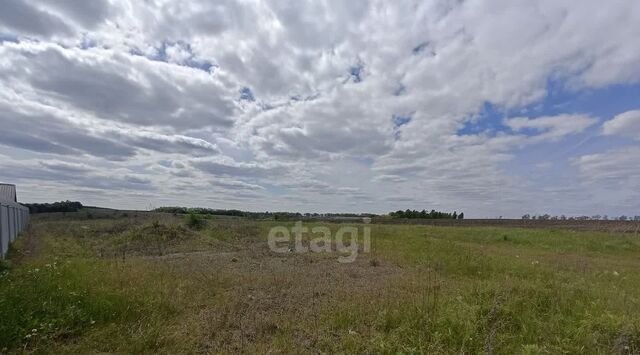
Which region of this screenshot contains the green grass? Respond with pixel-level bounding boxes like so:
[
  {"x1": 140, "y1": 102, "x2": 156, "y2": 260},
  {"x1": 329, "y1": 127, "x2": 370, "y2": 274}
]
[
  {"x1": 1, "y1": 215, "x2": 639, "y2": 354},
  {"x1": 0, "y1": 259, "x2": 164, "y2": 351}
]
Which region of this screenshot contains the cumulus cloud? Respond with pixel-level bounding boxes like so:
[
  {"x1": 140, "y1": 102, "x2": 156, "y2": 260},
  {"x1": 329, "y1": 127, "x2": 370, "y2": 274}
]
[
  {"x1": 0, "y1": 97, "x2": 222, "y2": 160},
  {"x1": 0, "y1": 100, "x2": 136, "y2": 160},
  {"x1": 504, "y1": 114, "x2": 598, "y2": 142},
  {"x1": 603, "y1": 110, "x2": 640, "y2": 139},
  {"x1": 0, "y1": 157, "x2": 155, "y2": 192},
  {"x1": 35, "y1": 0, "x2": 114, "y2": 29},
  {"x1": 0, "y1": 42, "x2": 237, "y2": 130},
  {"x1": 0, "y1": 0, "x2": 639, "y2": 215},
  {"x1": 571, "y1": 147, "x2": 640, "y2": 212},
  {"x1": 574, "y1": 147, "x2": 640, "y2": 184},
  {"x1": 0, "y1": 0, "x2": 72, "y2": 37}
]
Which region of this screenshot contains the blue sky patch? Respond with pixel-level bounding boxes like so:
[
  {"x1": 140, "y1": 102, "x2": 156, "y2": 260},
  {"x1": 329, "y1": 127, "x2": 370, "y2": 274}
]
[
  {"x1": 130, "y1": 40, "x2": 215, "y2": 72},
  {"x1": 79, "y1": 35, "x2": 97, "y2": 49},
  {"x1": 518, "y1": 80, "x2": 640, "y2": 120},
  {"x1": 0, "y1": 33, "x2": 18, "y2": 43},
  {"x1": 459, "y1": 81, "x2": 640, "y2": 137},
  {"x1": 349, "y1": 64, "x2": 364, "y2": 83},
  {"x1": 240, "y1": 87, "x2": 255, "y2": 102},
  {"x1": 458, "y1": 102, "x2": 507, "y2": 136},
  {"x1": 392, "y1": 114, "x2": 412, "y2": 140},
  {"x1": 392, "y1": 114, "x2": 412, "y2": 128}
]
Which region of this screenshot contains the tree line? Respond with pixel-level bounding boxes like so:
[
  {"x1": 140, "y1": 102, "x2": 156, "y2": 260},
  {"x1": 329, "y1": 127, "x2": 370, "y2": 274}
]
[
  {"x1": 389, "y1": 209, "x2": 464, "y2": 219},
  {"x1": 522, "y1": 214, "x2": 640, "y2": 221},
  {"x1": 154, "y1": 206, "x2": 247, "y2": 217},
  {"x1": 153, "y1": 207, "x2": 377, "y2": 220},
  {"x1": 24, "y1": 201, "x2": 84, "y2": 214}
]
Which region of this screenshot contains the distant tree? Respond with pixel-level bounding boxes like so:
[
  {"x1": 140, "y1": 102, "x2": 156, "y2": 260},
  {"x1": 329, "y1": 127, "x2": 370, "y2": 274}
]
[
  {"x1": 521, "y1": 214, "x2": 531, "y2": 220},
  {"x1": 185, "y1": 212, "x2": 205, "y2": 229},
  {"x1": 458, "y1": 212, "x2": 464, "y2": 220},
  {"x1": 25, "y1": 201, "x2": 83, "y2": 214},
  {"x1": 389, "y1": 209, "x2": 460, "y2": 220}
]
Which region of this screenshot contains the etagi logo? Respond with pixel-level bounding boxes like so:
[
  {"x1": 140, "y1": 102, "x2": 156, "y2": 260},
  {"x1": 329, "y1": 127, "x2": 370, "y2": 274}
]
[{"x1": 267, "y1": 218, "x2": 371, "y2": 263}]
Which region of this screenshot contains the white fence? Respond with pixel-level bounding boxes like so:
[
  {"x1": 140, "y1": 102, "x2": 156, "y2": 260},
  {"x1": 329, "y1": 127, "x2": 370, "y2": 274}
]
[{"x1": 0, "y1": 201, "x2": 29, "y2": 259}]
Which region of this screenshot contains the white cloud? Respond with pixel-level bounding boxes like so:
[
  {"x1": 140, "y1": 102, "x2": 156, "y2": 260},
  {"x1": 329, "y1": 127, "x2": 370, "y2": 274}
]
[
  {"x1": 0, "y1": 0, "x2": 639, "y2": 216},
  {"x1": 0, "y1": 1, "x2": 72, "y2": 37},
  {"x1": 571, "y1": 147, "x2": 640, "y2": 213},
  {"x1": 0, "y1": 42, "x2": 238, "y2": 130},
  {"x1": 603, "y1": 110, "x2": 640, "y2": 139},
  {"x1": 504, "y1": 114, "x2": 598, "y2": 142},
  {"x1": 574, "y1": 147, "x2": 640, "y2": 186}
]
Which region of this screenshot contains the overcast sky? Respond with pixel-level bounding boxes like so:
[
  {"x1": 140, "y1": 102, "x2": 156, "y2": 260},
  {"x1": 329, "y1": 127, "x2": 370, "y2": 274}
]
[{"x1": 1, "y1": 0, "x2": 639, "y2": 217}]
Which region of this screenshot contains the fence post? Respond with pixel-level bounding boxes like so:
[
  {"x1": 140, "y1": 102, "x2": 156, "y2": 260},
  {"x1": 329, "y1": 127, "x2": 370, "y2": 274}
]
[
  {"x1": 1, "y1": 204, "x2": 8, "y2": 259},
  {"x1": 8, "y1": 207, "x2": 13, "y2": 243},
  {"x1": 12, "y1": 207, "x2": 17, "y2": 241}
]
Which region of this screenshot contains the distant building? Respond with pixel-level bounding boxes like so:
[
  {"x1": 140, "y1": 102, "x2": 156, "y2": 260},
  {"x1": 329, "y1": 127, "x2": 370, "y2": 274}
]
[
  {"x1": 0, "y1": 183, "x2": 18, "y2": 203},
  {"x1": 0, "y1": 183, "x2": 18, "y2": 202},
  {"x1": 0, "y1": 184, "x2": 18, "y2": 202}
]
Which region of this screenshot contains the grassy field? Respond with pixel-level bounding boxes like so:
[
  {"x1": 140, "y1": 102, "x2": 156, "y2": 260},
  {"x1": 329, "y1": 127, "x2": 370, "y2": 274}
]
[{"x1": 1, "y1": 213, "x2": 640, "y2": 354}]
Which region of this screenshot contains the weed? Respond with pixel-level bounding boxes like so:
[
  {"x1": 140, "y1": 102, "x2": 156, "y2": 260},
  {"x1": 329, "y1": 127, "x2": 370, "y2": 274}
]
[
  {"x1": 185, "y1": 213, "x2": 205, "y2": 230},
  {"x1": 0, "y1": 259, "x2": 11, "y2": 272}
]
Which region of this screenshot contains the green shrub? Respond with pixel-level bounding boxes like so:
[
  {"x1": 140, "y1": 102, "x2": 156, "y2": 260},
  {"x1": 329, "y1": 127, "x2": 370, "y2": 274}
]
[
  {"x1": 185, "y1": 213, "x2": 205, "y2": 230},
  {"x1": 0, "y1": 259, "x2": 11, "y2": 272}
]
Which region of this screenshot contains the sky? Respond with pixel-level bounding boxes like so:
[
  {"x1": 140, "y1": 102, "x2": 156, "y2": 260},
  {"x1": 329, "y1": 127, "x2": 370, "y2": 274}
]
[{"x1": 1, "y1": 0, "x2": 639, "y2": 218}]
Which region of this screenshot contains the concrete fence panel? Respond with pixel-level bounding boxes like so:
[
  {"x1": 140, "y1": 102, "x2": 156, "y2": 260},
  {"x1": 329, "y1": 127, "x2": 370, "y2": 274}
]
[
  {"x1": 0, "y1": 202, "x2": 29, "y2": 259},
  {"x1": 0, "y1": 205, "x2": 9, "y2": 258},
  {"x1": 9, "y1": 207, "x2": 15, "y2": 242}
]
